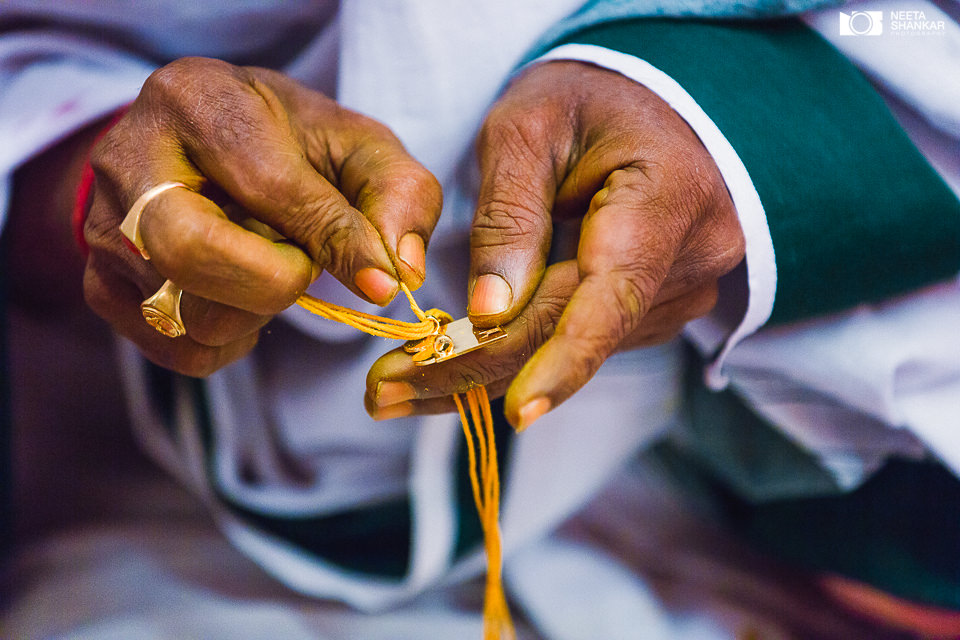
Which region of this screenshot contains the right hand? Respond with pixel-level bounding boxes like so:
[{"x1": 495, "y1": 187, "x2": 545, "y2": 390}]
[{"x1": 84, "y1": 57, "x2": 441, "y2": 376}]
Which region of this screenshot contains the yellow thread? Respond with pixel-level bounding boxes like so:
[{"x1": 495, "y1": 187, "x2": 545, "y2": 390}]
[
  {"x1": 296, "y1": 283, "x2": 436, "y2": 339},
  {"x1": 296, "y1": 283, "x2": 515, "y2": 640},
  {"x1": 454, "y1": 387, "x2": 515, "y2": 640}
]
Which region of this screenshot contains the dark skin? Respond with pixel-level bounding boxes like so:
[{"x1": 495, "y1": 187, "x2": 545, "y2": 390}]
[
  {"x1": 83, "y1": 57, "x2": 442, "y2": 377},
  {"x1": 14, "y1": 57, "x2": 742, "y2": 426},
  {"x1": 367, "y1": 61, "x2": 744, "y2": 428},
  {"x1": 11, "y1": 57, "x2": 958, "y2": 638}
]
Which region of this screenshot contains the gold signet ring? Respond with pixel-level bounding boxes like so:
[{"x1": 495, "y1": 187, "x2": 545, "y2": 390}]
[
  {"x1": 119, "y1": 181, "x2": 192, "y2": 337},
  {"x1": 141, "y1": 280, "x2": 186, "y2": 338}
]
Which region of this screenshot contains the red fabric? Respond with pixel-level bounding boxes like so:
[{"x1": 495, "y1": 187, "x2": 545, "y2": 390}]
[{"x1": 71, "y1": 106, "x2": 130, "y2": 256}]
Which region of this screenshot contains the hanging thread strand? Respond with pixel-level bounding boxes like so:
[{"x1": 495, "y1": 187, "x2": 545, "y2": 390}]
[{"x1": 296, "y1": 284, "x2": 515, "y2": 640}]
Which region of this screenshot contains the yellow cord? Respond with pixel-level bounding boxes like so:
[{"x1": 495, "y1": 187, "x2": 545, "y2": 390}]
[
  {"x1": 454, "y1": 387, "x2": 516, "y2": 640},
  {"x1": 295, "y1": 283, "x2": 516, "y2": 640},
  {"x1": 296, "y1": 283, "x2": 436, "y2": 339}
]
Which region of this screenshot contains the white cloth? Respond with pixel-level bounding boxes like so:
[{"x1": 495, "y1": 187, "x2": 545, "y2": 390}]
[
  {"x1": 2, "y1": 0, "x2": 960, "y2": 637},
  {"x1": 0, "y1": 448, "x2": 914, "y2": 639},
  {"x1": 528, "y1": 2, "x2": 960, "y2": 488},
  {"x1": 714, "y1": 0, "x2": 960, "y2": 484}
]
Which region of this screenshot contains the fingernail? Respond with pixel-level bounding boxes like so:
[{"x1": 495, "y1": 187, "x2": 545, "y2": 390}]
[
  {"x1": 373, "y1": 402, "x2": 413, "y2": 421},
  {"x1": 469, "y1": 274, "x2": 512, "y2": 316},
  {"x1": 376, "y1": 381, "x2": 416, "y2": 406},
  {"x1": 355, "y1": 267, "x2": 398, "y2": 305},
  {"x1": 397, "y1": 233, "x2": 426, "y2": 281},
  {"x1": 516, "y1": 397, "x2": 551, "y2": 432}
]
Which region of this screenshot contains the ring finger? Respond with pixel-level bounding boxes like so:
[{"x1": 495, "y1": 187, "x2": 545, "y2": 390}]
[{"x1": 84, "y1": 262, "x2": 260, "y2": 376}]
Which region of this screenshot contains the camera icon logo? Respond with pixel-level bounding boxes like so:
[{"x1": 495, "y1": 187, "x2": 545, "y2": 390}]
[{"x1": 839, "y1": 10, "x2": 884, "y2": 36}]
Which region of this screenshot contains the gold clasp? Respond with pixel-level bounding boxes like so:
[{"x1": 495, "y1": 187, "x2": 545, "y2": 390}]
[{"x1": 403, "y1": 316, "x2": 507, "y2": 366}]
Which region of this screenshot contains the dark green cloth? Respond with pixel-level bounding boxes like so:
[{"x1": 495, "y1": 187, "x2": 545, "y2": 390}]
[
  {"x1": 550, "y1": 19, "x2": 960, "y2": 608},
  {"x1": 553, "y1": 18, "x2": 960, "y2": 323},
  {"x1": 656, "y1": 435, "x2": 960, "y2": 610},
  {"x1": 652, "y1": 348, "x2": 960, "y2": 609},
  {"x1": 683, "y1": 350, "x2": 842, "y2": 503}
]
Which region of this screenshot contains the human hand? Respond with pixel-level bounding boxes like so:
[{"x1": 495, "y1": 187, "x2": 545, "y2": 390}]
[
  {"x1": 84, "y1": 57, "x2": 441, "y2": 376},
  {"x1": 367, "y1": 61, "x2": 743, "y2": 428}
]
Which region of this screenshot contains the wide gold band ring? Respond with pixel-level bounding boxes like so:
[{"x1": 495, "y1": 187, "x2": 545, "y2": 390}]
[{"x1": 119, "y1": 181, "x2": 190, "y2": 260}]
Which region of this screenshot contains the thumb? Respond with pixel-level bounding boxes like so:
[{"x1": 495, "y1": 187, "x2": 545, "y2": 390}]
[{"x1": 467, "y1": 118, "x2": 558, "y2": 327}]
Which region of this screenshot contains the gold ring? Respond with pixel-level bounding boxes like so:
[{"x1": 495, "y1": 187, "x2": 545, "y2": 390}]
[
  {"x1": 141, "y1": 280, "x2": 186, "y2": 338},
  {"x1": 119, "y1": 181, "x2": 191, "y2": 337},
  {"x1": 119, "y1": 181, "x2": 190, "y2": 260}
]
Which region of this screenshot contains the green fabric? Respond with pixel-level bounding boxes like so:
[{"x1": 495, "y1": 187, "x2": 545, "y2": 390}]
[
  {"x1": 683, "y1": 347, "x2": 842, "y2": 502},
  {"x1": 723, "y1": 457, "x2": 960, "y2": 610},
  {"x1": 645, "y1": 350, "x2": 960, "y2": 609},
  {"x1": 553, "y1": 18, "x2": 960, "y2": 323},
  {"x1": 655, "y1": 436, "x2": 960, "y2": 609},
  {"x1": 152, "y1": 368, "x2": 518, "y2": 579},
  {"x1": 555, "y1": 17, "x2": 960, "y2": 608},
  {"x1": 224, "y1": 496, "x2": 412, "y2": 580}
]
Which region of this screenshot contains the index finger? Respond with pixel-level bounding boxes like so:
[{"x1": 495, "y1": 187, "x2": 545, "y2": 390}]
[
  {"x1": 250, "y1": 67, "x2": 444, "y2": 291},
  {"x1": 503, "y1": 167, "x2": 683, "y2": 428},
  {"x1": 337, "y1": 135, "x2": 443, "y2": 291},
  {"x1": 130, "y1": 59, "x2": 401, "y2": 305}
]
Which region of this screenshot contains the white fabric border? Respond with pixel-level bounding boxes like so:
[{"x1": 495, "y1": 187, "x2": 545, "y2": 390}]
[
  {"x1": 0, "y1": 33, "x2": 153, "y2": 230},
  {"x1": 527, "y1": 44, "x2": 777, "y2": 388}
]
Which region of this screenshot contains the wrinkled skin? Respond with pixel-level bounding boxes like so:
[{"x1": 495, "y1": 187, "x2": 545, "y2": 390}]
[
  {"x1": 367, "y1": 61, "x2": 744, "y2": 429},
  {"x1": 83, "y1": 57, "x2": 441, "y2": 376},
  {"x1": 82, "y1": 56, "x2": 742, "y2": 421}
]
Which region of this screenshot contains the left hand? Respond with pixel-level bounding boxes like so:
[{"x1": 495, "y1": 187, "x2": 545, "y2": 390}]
[{"x1": 367, "y1": 61, "x2": 744, "y2": 428}]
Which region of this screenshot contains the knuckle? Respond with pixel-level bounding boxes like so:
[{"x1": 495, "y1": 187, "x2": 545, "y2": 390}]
[
  {"x1": 83, "y1": 201, "x2": 122, "y2": 251},
  {"x1": 371, "y1": 167, "x2": 442, "y2": 218},
  {"x1": 471, "y1": 198, "x2": 546, "y2": 251},
  {"x1": 480, "y1": 105, "x2": 555, "y2": 153},
  {"x1": 142, "y1": 57, "x2": 235, "y2": 107},
  {"x1": 605, "y1": 163, "x2": 660, "y2": 194},
  {"x1": 143, "y1": 58, "x2": 271, "y2": 152},
  {"x1": 606, "y1": 268, "x2": 660, "y2": 335},
  {"x1": 89, "y1": 125, "x2": 124, "y2": 177},
  {"x1": 89, "y1": 125, "x2": 143, "y2": 204},
  {"x1": 302, "y1": 211, "x2": 360, "y2": 275}
]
